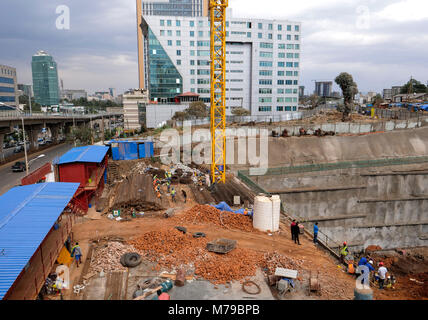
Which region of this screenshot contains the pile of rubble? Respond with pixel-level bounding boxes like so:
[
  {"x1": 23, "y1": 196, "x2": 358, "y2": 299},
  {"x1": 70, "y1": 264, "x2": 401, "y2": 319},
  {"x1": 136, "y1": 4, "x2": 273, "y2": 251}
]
[
  {"x1": 260, "y1": 251, "x2": 305, "y2": 276},
  {"x1": 88, "y1": 242, "x2": 136, "y2": 273},
  {"x1": 173, "y1": 204, "x2": 254, "y2": 232},
  {"x1": 127, "y1": 228, "x2": 307, "y2": 285}
]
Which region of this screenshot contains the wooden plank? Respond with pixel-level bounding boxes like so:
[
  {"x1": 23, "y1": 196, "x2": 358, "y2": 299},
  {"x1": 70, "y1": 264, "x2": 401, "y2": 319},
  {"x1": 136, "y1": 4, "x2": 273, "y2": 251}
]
[
  {"x1": 274, "y1": 268, "x2": 298, "y2": 279},
  {"x1": 361, "y1": 170, "x2": 428, "y2": 176}
]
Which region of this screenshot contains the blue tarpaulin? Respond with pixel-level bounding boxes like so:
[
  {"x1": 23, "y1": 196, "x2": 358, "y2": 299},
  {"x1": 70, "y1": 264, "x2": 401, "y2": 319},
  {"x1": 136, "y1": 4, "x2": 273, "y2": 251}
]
[{"x1": 212, "y1": 201, "x2": 253, "y2": 216}]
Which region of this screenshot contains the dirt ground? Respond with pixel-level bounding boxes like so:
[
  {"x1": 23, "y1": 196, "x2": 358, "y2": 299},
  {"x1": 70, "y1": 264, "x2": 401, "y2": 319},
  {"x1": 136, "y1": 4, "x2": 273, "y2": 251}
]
[{"x1": 67, "y1": 209, "x2": 358, "y2": 300}]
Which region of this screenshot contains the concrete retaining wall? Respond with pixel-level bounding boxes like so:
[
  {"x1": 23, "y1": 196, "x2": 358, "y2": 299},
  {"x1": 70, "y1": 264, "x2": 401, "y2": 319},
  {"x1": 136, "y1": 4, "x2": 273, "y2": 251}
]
[{"x1": 254, "y1": 171, "x2": 428, "y2": 251}]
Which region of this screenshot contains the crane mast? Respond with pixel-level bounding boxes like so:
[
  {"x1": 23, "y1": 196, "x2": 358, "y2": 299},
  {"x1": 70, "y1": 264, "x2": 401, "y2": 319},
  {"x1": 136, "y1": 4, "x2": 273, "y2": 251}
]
[{"x1": 209, "y1": 0, "x2": 228, "y2": 184}]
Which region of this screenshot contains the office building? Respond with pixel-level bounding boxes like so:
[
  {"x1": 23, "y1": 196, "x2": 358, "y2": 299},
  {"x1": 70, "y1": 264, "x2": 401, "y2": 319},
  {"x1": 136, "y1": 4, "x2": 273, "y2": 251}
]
[
  {"x1": 140, "y1": 13, "x2": 301, "y2": 115},
  {"x1": 0, "y1": 65, "x2": 19, "y2": 107},
  {"x1": 314, "y1": 81, "x2": 332, "y2": 97},
  {"x1": 142, "y1": 0, "x2": 209, "y2": 17},
  {"x1": 299, "y1": 86, "x2": 305, "y2": 98},
  {"x1": 123, "y1": 89, "x2": 150, "y2": 130},
  {"x1": 31, "y1": 51, "x2": 60, "y2": 106},
  {"x1": 17, "y1": 84, "x2": 33, "y2": 98},
  {"x1": 383, "y1": 88, "x2": 392, "y2": 101},
  {"x1": 61, "y1": 89, "x2": 88, "y2": 101},
  {"x1": 391, "y1": 86, "x2": 402, "y2": 97}
]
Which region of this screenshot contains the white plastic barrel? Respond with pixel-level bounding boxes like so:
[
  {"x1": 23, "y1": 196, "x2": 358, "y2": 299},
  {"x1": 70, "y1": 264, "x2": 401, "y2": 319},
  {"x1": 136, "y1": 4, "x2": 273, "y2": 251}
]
[{"x1": 253, "y1": 195, "x2": 281, "y2": 232}]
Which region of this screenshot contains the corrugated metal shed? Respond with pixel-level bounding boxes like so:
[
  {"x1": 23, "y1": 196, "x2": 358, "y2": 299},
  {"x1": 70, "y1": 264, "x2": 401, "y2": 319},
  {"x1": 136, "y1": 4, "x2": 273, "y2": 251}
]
[
  {"x1": 58, "y1": 146, "x2": 109, "y2": 165},
  {"x1": 0, "y1": 182, "x2": 79, "y2": 300}
]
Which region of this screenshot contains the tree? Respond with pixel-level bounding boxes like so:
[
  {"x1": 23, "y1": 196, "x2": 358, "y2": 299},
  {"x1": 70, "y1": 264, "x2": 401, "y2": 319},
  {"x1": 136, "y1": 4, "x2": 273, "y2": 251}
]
[
  {"x1": 18, "y1": 95, "x2": 41, "y2": 112},
  {"x1": 308, "y1": 94, "x2": 320, "y2": 109},
  {"x1": 186, "y1": 101, "x2": 209, "y2": 118},
  {"x1": 335, "y1": 72, "x2": 358, "y2": 121},
  {"x1": 231, "y1": 107, "x2": 250, "y2": 116},
  {"x1": 372, "y1": 94, "x2": 383, "y2": 107},
  {"x1": 172, "y1": 111, "x2": 188, "y2": 121},
  {"x1": 400, "y1": 79, "x2": 427, "y2": 94}
]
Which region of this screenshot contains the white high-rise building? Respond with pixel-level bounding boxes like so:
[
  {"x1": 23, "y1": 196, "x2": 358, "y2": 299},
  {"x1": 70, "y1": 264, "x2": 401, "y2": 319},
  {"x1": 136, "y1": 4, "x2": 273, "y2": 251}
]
[{"x1": 141, "y1": 11, "x2": 301, "y2": 115}]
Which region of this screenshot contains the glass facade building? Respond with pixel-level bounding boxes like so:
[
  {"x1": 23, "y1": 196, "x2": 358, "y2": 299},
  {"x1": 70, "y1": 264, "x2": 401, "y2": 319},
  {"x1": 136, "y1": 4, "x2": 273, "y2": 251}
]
[
  {"x1": 31, "y1": 51, "x2": 60, "y2": 106},
  {"x1": 147, "y1": 28, "x2": 183, "y2": 101}
]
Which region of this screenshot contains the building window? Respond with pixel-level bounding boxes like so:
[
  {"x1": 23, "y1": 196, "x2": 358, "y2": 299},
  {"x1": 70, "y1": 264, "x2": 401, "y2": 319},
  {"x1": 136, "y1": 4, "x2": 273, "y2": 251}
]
[
  {"x1": 294, "y1": 62, "x2": 299, "y2": 67},
  {"x1": 247, "y1": 22, "x2": 252, "y2": 28},
  {"x1": 176, "y1": 30, "x2": 181, "y2": 36},
  {"x1": 190, "y1": 40, "x2": 195, "y2": 46},
  {"x1": 190, "y1": 21, "x2": 194, "y2": 27},
  {"x1": 287, "y1": 34, "x2": 291, "y2": 41},
  {"x1": 278, "y1": 43, "x2": 285, "y2": 49},
  {"x1": 160, "y1": 30, "x2": 165, "y2": 36},
  {"x1": 167, "y1": 20, "x2": 172, "y2": 26},
  {"x1": 268, "y1": 33, "x2": 273, "y2": 39},
  {"x1": 190, "y1": 31, "x2": 195, "y2": 37},
  {"x1": 268, "y1": 24, "x2": 273, "y2": 30},
  {"x1": 167, "y1": 30, "x2": 172, "y2": 36},
  {"x1": 287, "y1": 44, "x2": 294, "y2": 49},
  {"x1": 190, "y1": 70, "x2": 195, "y2": 75},
  {"x1": 259, "y1": 88, "x2": 272, "y2": 94},
  {"x1": 259, "y1": 97, "x2": 272, "y2": 103},
  {"x1": 277, "y1": 106, "x2": 283, "y2": 111},
  {"x1": 286, "y1": 71, "x2": 293, "y2": 76},
  {"x1": 176, "y1": 40, "x2": 181, "y2": 46},
  {"x1": 160, "y1": 20, "x2": 164, "y2": 26},
  {"x1": 190, "y1": 50, "x2": 195, "y2": 56},
  {"x1": 278, "y1": 71, "x2": 285, "y2": 76},
  {"x1": 247, "y1": 32, "x2": 251, "y2": 38},
  {"x1": 258, "y1": 106, "x2": 272, "y2": 112},
  {"x1": 279, "y1": 52, "x2": 285, "y2": 58},
  {"x1": 198, "y1": 20, "x2": 204, "y2": 27},
  {"x1": 287, "y1": 25, "x2": 291, "y2": 31},
  {"x1": 190, "y1": 60, "x2": 195, "y2": 65},
  {"x1": 287, "y1": 53, "x2": 294, "y2": 58},
  {"x1": 278, "y1": 34, "x2": 282, "y2": 40},
  {"x1": 176, "y1": 50, "x2": 181, "y2": 56},
  {"x1": 190, "y1": 79, "x2": 195, "y2": 84},
  {"x1": 260, "y1": 42, "x2": 273, "y2": 48},
  {"x1": 278, "y1": 24, "x2": 282, "y2": 31},
  {"x1": 278, "y1": 80, "x2": 284, "y2": 85},
  {"x1": 260, "y1": 51, "x2": 273, "y2": 58},
  {"x1": 176, "y1": 20, "x2": 181, "y2": 27},
  {"x1": 259, "y1": 79, "x2": 272, "y2": 85},
  {"x1": 294, "y1": 71, "x2": 299, "y2": 76},
  {"x1": 295, "y1": 35, "x2": 299, "y2": 41},
  {"x1": 198, "y1": 31, "x2": 203, "y2": 37},
  {"x1": 278, "y1": 88, "x2": 284, "y2": 94},
  {"x1": 286, "y1": 62, "x2": 293, "y2": 67},
  {"x1": 177, "y1": 60, "x2": 181, "y2": 65},
  {"x1": 295, "y1": 44, "x2": 300, "y2": 50},
  {"x1": 259, "y1": 70, "x2": 272, "y2": 76},
  {"x1": 259, "y1": 61, "x2": 273, "y2": 67},
  {"x1": 295, "y1": 53, "x2": 300, "y2": 58},
  {"x1": 295, "y1": 25, "x2": 300, "y2": 32},
  {"x1": 258, "y1": 33, "x2": 262, "y2": 39},
  {"x1": 167, "y1": 40, "x2": 172, "y2": 46},
  {"x1": 278, "y1": 62, "x2": 285, "y2": 67}
]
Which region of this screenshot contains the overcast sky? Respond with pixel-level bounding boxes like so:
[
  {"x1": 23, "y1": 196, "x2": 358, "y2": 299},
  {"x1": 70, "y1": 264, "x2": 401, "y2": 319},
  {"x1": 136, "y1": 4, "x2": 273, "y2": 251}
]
[{"x1": 0, "y1": 0, "x2": 427, "y2": 95}]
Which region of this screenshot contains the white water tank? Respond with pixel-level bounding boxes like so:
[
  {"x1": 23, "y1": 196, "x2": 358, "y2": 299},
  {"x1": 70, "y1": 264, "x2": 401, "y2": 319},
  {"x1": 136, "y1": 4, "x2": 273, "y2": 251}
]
[{"x1": 253, "y1": 195, "x2": 281, "y2": 232}]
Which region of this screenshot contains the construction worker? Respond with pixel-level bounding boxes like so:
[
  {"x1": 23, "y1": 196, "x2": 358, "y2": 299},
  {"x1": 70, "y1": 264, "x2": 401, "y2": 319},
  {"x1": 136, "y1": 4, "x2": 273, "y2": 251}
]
[
  {"x1": 292, "y1": 222, "x2": 301, "y2": 245},
  {"x1": 156, "y1": 289, "x2": 170, "y2": 300},
  {"x1": 290, "y1": 220, "x2": 296, "y2": 241},
  {"x1": 167, "y1": 180, "x2": 171, "y2": 193},
  {"x1": 340, "y1": 242, "x2": 349, "y2": 264},
  {"x1": 313, "y1": 222, "x2": 319, "y2": 244},
  {"x1": 171, "y1": 187, "x2": 176, "y2": 202},
  {"x1": 377, "y1": 262, "x2": 388, "y2": 290},
  {"x1": 71, "y1": 242, "x2": 83, "y2": 268}
]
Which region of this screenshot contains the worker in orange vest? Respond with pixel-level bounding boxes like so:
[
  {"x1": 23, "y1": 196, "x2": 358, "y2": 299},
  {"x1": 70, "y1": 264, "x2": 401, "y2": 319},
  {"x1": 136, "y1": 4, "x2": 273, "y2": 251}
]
[{"x1": 157, "y1": 289, "x2": 170, "y2": 300}]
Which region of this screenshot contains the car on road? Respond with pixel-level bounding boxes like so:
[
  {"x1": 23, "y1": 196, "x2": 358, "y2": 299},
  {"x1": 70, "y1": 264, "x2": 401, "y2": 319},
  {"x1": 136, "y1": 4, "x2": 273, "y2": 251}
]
[
  {"x1": 13, "y1": 145, "x2": 24, "y2": 153},
  {"x1": 11, "y1": 161, "x2": 27, "y2": 172}
]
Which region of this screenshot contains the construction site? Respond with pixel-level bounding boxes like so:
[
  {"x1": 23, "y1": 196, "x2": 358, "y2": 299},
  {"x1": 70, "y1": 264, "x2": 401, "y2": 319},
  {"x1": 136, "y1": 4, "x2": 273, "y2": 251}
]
[{"x1": 1, "y1": 0, "x2": 428, "y2": 303}]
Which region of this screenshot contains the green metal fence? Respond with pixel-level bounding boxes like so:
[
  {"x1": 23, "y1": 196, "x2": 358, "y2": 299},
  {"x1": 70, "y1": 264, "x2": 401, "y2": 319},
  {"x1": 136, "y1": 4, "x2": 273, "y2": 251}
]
[{"x1": 239, "y1": 155, "x2": 428, "y2": 177}]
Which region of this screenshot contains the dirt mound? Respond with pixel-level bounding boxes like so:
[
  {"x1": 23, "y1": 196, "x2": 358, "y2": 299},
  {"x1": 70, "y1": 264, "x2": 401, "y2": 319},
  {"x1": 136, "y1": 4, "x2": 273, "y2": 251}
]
[
  {"x1": 173, "y1": 204, "x2": 254, "y2": 232},
  {"x1": 365, "y1": 245, "x2": 382, "y2": 254}
]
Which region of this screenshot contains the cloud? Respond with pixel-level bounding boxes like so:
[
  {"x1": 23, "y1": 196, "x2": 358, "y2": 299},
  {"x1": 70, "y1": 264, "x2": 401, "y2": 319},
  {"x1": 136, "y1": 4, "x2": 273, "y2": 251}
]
[
  {"x1": 1, "y1": 0, "x2": 427, "y2": 94},
  {"x1": 376, "y1": 0, "x2": 428, "y2": 22}
]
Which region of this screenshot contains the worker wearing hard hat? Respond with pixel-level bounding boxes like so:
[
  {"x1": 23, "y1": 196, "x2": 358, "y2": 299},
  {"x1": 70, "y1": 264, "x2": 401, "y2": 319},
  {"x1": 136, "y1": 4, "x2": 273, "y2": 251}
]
[
  {"x1": 377, "y1": 262, "x2": 388, "y2": 290},
  {"x1": 340, "y1": 242, "x2": 349, "y2": 263}
]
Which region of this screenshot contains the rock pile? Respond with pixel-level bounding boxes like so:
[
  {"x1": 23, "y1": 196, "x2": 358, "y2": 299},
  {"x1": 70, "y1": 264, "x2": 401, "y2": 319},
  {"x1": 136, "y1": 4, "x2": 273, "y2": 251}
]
[
  {"x1": 173, "y1": 205, "x2": 254, "y2": 232},
  {"x1": 88, "y1": 242, "x2": 136, "y2": 273}
]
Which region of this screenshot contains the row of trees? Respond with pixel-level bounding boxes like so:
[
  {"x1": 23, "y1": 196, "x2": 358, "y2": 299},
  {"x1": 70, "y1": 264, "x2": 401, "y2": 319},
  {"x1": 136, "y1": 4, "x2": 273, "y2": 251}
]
[{"x1": 172, "y1": 101, "x2": 251, "y2": 121}]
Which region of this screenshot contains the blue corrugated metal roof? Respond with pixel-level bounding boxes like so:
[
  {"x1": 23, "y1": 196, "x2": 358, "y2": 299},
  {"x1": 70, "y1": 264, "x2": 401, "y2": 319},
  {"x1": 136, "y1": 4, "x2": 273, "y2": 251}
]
[
  {"x1": 0, "y1": 182, "x2": 79, "y2": 300},
  {"x1": 58, "y1": 145, "x2": 109, "y2": 165}
]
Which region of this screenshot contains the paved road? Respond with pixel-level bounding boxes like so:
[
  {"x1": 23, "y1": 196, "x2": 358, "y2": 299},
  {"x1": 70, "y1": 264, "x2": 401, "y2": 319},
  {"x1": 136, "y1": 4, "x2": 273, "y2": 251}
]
[
  {"x1": 1, "y1": 143, "x2": 30, "y2": 160},
  {"x1": 0, "y1": 143, "x2": 73, "y2": 196}
]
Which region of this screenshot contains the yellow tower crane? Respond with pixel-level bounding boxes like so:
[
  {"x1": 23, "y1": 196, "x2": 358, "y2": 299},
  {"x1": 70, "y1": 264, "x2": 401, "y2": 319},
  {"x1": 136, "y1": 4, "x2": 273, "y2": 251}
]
[{"x1": 209, "y1": 0, "x2": 228, "y2": 184}]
